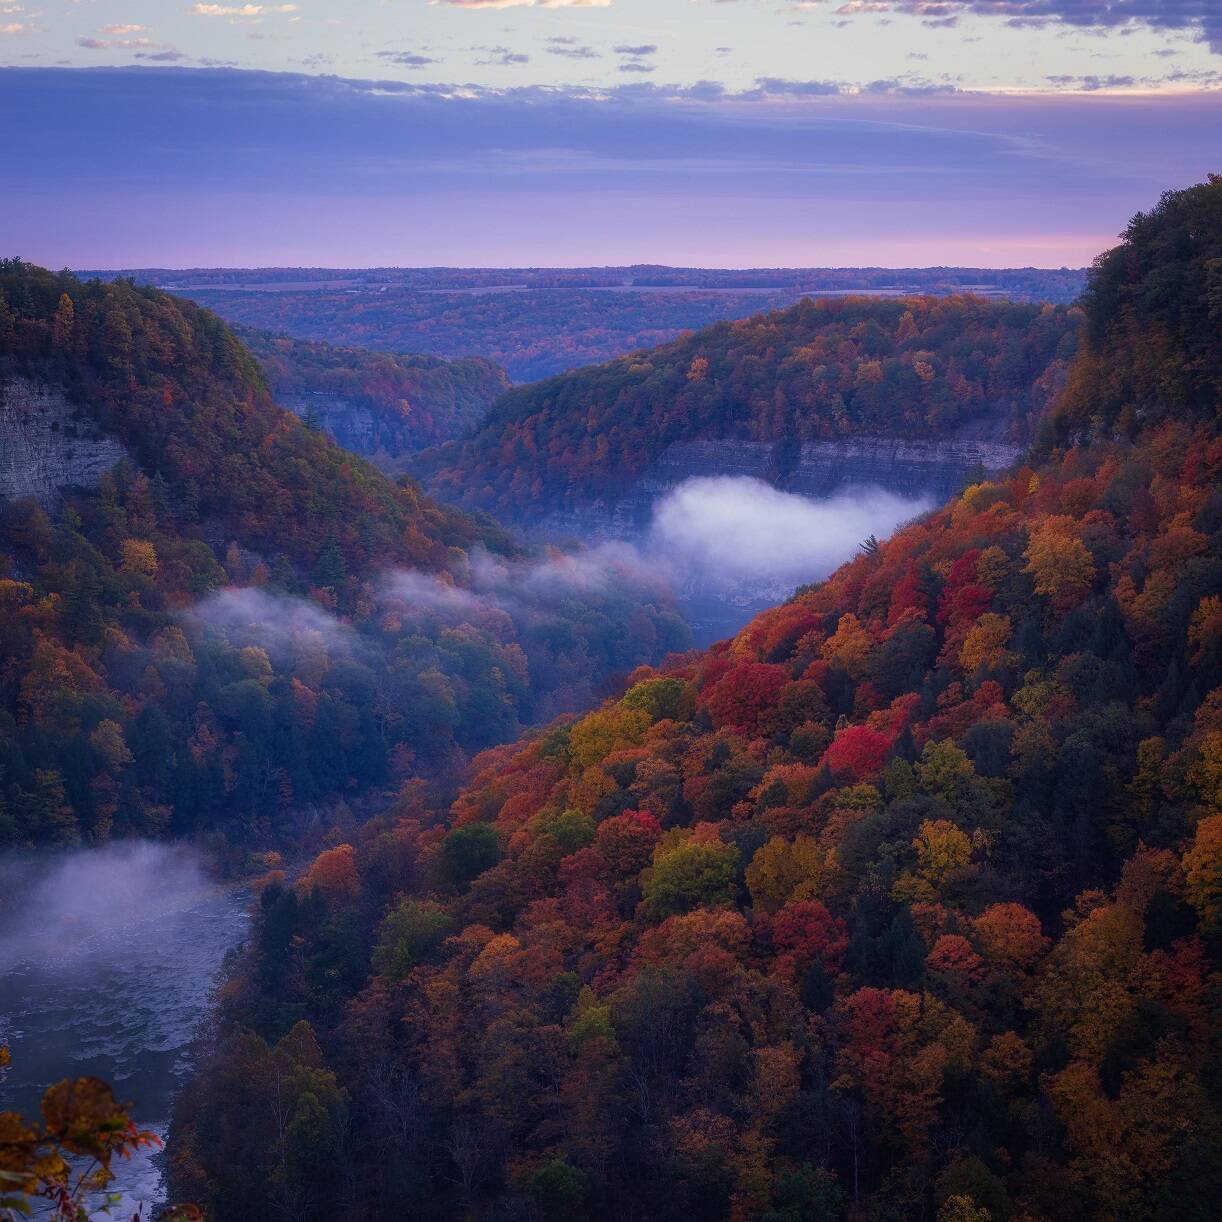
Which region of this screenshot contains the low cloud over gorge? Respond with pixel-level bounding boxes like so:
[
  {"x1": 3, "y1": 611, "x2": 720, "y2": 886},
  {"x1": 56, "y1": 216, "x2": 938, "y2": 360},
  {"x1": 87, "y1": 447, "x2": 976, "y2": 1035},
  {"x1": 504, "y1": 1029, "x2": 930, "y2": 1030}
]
[
  {"x1": 187, "y1": 482, "x2": 931, "y2": 664},
  {"x1": 647, "y1": 476, "x2": 933, "y2": 595},
  {"x1": 187, "y1": 586, "x2": 357, "y2": 660},
  {"x1": 382, "y1": 543, "x2": 672, "y2": 635},
  {"x1": 182, "y1": 545, "x2": 686, "y2": 722}
]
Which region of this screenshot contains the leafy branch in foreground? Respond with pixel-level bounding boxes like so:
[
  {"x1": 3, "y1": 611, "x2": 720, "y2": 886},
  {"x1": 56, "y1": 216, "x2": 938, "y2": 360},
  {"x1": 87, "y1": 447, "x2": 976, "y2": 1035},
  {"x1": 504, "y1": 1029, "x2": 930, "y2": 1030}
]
[{"x1": 0, "y1": 1047, "x2": 200, "y2": 1221}]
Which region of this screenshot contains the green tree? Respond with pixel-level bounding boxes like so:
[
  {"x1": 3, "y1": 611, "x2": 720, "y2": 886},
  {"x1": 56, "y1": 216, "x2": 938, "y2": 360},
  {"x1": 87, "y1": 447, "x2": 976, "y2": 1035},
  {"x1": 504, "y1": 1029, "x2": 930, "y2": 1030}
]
[
  {"x1": 372, "y1": 899, "x2": 455, "y2": 977},
  {"x1": 441, "y1": 822, "x2": 501, "y2": 886},
  {"x1": 642, "y1": 837, "x2": 739, "y2": 918}
]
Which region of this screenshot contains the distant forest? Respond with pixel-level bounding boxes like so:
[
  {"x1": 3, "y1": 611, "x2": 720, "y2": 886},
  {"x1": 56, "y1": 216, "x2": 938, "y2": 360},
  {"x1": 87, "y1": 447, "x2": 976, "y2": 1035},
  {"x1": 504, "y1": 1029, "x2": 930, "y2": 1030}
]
[
  {"x1": 242, "y1": 329, "x2": 510, "y2": 459},
  {"x1": 417, "y1": 295, "x2": 1082, "y2": 521},
  {"x1": 82, "y1": 267, "x2": 1087, "y2": 383}
]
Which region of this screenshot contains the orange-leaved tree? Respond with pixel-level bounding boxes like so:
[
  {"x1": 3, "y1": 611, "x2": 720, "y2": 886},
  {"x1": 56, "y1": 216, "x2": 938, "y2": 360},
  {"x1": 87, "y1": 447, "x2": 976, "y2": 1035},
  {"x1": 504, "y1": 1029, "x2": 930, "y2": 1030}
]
[{"x1": 0, "y1": 1047, "x2": 200, "y2": 1221}]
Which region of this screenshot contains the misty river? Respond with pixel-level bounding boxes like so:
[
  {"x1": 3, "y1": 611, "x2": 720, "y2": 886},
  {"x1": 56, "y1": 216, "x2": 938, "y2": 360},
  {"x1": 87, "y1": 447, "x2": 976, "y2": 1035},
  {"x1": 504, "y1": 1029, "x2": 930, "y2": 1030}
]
[{"x1": 0, "y1": 843, "x2": 249, "y2": 1217}]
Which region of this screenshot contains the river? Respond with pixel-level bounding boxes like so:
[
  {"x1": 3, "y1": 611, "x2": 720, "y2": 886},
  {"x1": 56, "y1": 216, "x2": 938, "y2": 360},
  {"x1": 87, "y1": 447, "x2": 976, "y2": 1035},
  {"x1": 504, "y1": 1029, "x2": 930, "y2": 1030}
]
[{"x1": 0, "y1": 842, "x2": 249, "y2": 1217}]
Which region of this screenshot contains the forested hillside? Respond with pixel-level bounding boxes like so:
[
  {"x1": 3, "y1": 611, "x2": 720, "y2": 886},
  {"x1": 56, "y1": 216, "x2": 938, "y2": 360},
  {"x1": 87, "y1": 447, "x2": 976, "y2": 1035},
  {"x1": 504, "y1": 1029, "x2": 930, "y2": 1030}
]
[
  {"x1": 0, "y1": 265, "x2": 688, "y2": 846},
  {"x1": 416, "y1": 296, "x2": 1081, "y2": 522},
  {"x1": 176, "y1": 180, "x2": 1222, "y2": 1220},
  {"x1": 0, "y1": 263, "x2": 505, "y2": 576},
  {"x1": 243, "y1": 330, "x2": 509, "y2": 461}
]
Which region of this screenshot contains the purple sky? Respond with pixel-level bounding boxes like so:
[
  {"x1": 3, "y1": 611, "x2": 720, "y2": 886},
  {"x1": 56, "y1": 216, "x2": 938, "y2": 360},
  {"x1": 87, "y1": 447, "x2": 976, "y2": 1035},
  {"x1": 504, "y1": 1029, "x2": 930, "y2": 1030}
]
[{"x1": 0, "y1": 67, "x2": 1217, "y2": 267}]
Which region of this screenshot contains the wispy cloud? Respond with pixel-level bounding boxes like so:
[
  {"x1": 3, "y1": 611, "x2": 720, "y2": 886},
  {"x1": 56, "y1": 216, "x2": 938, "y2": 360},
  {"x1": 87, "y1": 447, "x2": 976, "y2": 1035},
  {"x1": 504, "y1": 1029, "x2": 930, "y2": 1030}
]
[
  {"x1": 784, "y1": 0, "x2": 1222, "y2": 54},
  {"x1": 192, "y1": 4, "x2": 298, "y2": 16},
  {"x1": 75, "y1": 35, "x2": 187, "y2": 60},
  {"x1": 432, "y1": 0, "x2": 611, "y2": 8},
  {"x1": 546, "y1": 38, "x2": 601, "y2": 60},
  {"x1": 475, "y1": 45, "x2": 531, "y2": 65},
  {"x1": 377, "y1": 50, "x2": 439, "y2": 68}
]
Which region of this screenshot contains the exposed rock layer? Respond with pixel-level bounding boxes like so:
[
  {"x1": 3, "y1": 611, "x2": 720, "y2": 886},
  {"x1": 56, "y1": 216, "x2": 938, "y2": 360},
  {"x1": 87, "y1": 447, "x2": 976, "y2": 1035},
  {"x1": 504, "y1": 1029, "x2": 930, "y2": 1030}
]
[
  {"x1": 536, "y1": 435, "x2": 1024, "y2": 539},
  {"x1": 278, "y1": 394, "x2": 384, "y2": 463},
  {"x1": 0, "y1": 377, "x2": 126, "y2": 505}
]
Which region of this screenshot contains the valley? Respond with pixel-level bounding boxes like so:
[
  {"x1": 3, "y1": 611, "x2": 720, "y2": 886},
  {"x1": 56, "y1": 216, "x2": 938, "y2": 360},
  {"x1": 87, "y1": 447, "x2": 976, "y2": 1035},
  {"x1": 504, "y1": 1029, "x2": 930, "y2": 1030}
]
[
  {"x1": 2, "y1": 178, "x2": 1219, "y2": 1222},
  {"x1": 2, "y1": 0, "x2": 1219, "y2": 1212},
  {"x1": 528, "y1": 435, "x2": 1023, "y2": 643}
]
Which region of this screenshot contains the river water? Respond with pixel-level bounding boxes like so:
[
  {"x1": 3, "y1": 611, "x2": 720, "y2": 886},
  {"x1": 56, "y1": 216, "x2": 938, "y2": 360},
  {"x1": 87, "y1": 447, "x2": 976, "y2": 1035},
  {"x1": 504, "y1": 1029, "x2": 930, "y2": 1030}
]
[{"x1": 0, "y1": 842, "x2": 249, "y2": 1217}]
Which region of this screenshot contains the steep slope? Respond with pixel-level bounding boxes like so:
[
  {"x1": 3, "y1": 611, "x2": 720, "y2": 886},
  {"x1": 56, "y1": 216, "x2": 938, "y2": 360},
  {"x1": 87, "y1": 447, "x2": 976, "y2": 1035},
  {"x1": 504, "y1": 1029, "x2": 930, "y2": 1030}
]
[
  {"x1": 178, "y1": 180, "x2": 1222, "y2": 1221},
  {"x1": 0, "y1": 262, "x2": 507, "y2": 577},
  {"x1": 1047, "y1": 172, "x2": 1222, "y2": 446},
  {"x1": 0, "y1": 264, "x2": 688, "y2": 846},
  {"x1": 415, "y1": 295, "x2": 1081, "y2": 522},
  {"x1": 242, "y1": 330, "x2": 510, "y2": 466}
]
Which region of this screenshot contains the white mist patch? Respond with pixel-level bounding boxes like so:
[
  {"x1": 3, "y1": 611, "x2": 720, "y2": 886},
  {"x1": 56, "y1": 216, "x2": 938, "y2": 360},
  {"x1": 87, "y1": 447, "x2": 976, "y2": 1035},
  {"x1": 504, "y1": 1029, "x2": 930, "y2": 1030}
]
[
  {"x1": 187, "y1": 586, "x2": 355, "y2": 660},
  {"x1": 382, "y1": 542, "x2": 671, "y2": 632},
  {"x1": 648, "y1": 476, "x2": 932, "y2": 593},
  {"x1": 0, "y1": 841, "x2": 225, "y2": 974}
]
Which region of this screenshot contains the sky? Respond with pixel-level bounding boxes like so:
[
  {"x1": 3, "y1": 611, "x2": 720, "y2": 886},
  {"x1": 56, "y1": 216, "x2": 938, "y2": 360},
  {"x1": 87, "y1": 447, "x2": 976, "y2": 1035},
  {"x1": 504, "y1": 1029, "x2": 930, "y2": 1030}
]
[{"x1": 0, "y1": 2, "x2": 1219, "y2": 267}]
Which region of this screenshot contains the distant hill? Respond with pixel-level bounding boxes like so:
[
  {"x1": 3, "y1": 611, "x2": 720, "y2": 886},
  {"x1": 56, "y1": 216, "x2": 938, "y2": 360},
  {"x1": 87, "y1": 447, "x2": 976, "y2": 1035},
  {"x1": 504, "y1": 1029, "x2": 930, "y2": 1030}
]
[
  {"x1": 416, "y1": 294, "x2": 1082, "y2": 521},
  {"x1": 81, "y1": 265, "x2": 1086, "y2": 383},
  {"x1": 0, "y1": 262, "x2": 506, "y2": 577},
  {"x1": 242, "y1": 330, "x2": 510, "y2": 467}
]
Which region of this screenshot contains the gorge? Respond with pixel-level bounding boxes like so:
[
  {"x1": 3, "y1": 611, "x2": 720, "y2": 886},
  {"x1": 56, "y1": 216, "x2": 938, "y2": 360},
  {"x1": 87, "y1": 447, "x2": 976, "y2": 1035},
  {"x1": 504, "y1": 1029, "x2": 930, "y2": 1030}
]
[{"x1": 529, "y1": 436, "x2": 1024, "y2": 643}]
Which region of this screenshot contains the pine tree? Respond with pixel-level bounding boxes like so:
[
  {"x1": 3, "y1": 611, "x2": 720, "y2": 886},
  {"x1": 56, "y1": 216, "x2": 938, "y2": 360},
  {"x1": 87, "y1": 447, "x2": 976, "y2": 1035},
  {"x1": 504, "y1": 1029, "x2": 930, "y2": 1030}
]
[{"x1": 313, "y1": 537, "x2": 347, "y2": 590}]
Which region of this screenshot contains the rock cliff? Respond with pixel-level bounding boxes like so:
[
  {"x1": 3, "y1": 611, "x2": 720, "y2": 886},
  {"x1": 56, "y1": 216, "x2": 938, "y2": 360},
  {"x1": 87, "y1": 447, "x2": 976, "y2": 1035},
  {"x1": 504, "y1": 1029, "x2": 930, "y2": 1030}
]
[
  {"x1": 0, "y1": 377, "x2": 126, "y2": 505},
  {"x1": 278, "y1": 393, "x2": 385, "y2": 463},
  {"x1": 536, "y1": 434, "x2": 1024, "y2": 540}
]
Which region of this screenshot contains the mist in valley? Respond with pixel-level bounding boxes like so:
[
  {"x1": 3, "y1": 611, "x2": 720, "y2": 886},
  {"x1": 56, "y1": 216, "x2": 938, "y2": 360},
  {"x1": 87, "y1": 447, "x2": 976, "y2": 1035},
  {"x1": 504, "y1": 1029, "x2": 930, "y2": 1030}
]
[
  {"x1": 648, "y1": 476, "x2": 932, "y2": 590},
  {"x1": 0, "y1": 842, "x2": 248, "y2": 1213},
  {"x1": 636, "y1": 476, "x2": 934, "y2": 642},
  {"x1": 187, "y1": 476, "x2": 932, "y2": 665},
  {"x1": 0, "y1": 841, "x2": 229, "y2": 976}
]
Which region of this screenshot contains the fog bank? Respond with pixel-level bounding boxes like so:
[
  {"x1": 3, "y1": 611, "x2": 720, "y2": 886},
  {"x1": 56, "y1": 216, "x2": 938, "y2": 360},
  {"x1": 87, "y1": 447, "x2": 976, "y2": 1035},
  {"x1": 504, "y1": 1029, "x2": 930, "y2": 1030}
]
[
  {"x1": 647, "y1": 476, "x2": 932, "y2": 594},
  {"x1": 384, "y1": 542, "x2": 671, "y2": 634},
  {"x1": 0, "y1": 840, "x2": 224, "y2": 975}
]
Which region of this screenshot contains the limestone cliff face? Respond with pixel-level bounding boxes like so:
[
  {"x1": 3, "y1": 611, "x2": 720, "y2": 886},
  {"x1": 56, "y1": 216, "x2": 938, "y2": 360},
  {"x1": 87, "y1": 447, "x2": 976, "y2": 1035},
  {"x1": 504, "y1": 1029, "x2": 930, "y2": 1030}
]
[
  {"x1": 280, "y1": 393, "x2": 381, "y2": 456},
  {"x1": 0, "y1": 377, "x2": 126, "y2": 505},
  {"x1": 787, "y1": 438, "x2": 1023, "y2": 498},
  {"x1": 537, "y1": 435, "x2": 1024, "y2": 540},
  {"x1": 534, "y1": 433, "x2": 1027, "y2": 644}
]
